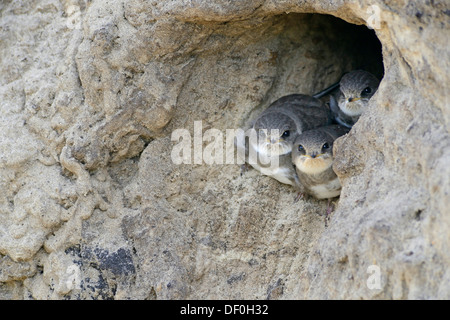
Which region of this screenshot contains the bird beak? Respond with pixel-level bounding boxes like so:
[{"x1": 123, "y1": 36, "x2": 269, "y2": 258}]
[
  {"x1": 268, "y1": 138, "x2": 280, "y2": 144},
  {"x1": 348, "y1": 97, "x2": 361, "y2": 102},
  {"x1": 305, "y1": 153, "x2": 322, "y2": 159}
]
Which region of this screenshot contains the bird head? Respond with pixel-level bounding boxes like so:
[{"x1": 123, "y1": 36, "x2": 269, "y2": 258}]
[
  {"x1": 253, "y1": 113, "x2": 297, "y2": 157},
  {"x1": 292, "y1": 130, "x2": 335, "y2": 175},
  {"x1": 338, "y1": 70, "x2": 379, "y2": 117}
]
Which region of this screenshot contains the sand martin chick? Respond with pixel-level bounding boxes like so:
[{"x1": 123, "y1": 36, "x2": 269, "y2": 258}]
[
  {"x1": 237, "y1": 94, "x2": 332, "y2": 186},
  {"x1": 330, "y1": 70, "x2": 379, "y2": 128},
  {"x1": 292, "y1": 125, "x2": 350, "y2": 214}
]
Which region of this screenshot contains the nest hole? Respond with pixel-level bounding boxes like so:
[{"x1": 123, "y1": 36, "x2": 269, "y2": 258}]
[{"x1": 269, "y1": 12, "x2": 384, "y2": 103}]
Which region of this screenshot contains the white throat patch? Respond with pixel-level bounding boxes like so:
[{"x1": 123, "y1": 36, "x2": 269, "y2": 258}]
[{"x1": 295, "y1": 157, "x2": 332, "y2": 175}]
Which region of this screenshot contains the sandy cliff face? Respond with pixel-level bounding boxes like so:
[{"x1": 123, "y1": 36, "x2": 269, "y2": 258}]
[{"x1": 0, "y1": 0, "x2": 448, "y2": 299}]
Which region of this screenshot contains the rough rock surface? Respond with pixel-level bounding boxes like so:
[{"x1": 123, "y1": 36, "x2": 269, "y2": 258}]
[{"x1": 0, "y1": 0, "x2": 448, "y2": 299}]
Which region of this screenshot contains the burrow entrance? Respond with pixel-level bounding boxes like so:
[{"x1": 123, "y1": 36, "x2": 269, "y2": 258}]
[{"x1": 255, "y1": 13, "x2": 384, "y2": 109}]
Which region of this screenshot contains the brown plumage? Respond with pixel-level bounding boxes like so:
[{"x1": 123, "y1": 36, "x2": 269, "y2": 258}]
[
  {"x1": 330, "y1": 70, "x2": 379, "y2": 128},
  {"x1": 292, "y1": 125, "x2": 349, "y2": 213},
  {"x1": 237, "y1": 94, "x2": 332, "y2": 186}
]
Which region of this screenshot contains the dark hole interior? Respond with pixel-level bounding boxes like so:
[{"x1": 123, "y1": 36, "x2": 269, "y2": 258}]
[
  {"x1": 295, "y1": 13, "x2": 384, "y2": 93},
  {"x1": 324, "y1": 15, "x2": 384, "y2": 80},
  {"x1": 235, "y1": 13, "x2": 385, "y2": 128}
]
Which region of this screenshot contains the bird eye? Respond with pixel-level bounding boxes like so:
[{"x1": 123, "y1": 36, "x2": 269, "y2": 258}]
[
  {"x1": 281, "y1": 130, "x2": 290, "y2": 138},
  {"x1": 322, "y1": 142, "x2": 330, "y2": 150},
  {"x1": 361, "y1": 87, "x2": 372, "y2": 96},
  {"x1": 298, "y1": 145, "x2": 304, "y2": 152}
]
